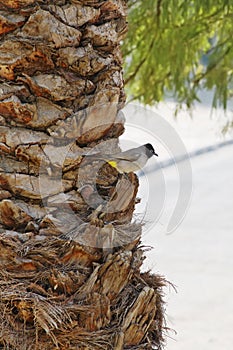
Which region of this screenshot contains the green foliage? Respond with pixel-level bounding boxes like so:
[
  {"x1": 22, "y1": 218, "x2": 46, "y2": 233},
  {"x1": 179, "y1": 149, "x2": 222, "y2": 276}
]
[{"x1": 123, "y1": 0, "x2": 233, "y2": 109}]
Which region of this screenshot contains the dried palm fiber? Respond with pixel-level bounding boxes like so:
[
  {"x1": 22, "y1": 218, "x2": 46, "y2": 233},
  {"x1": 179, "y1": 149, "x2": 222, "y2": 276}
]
[{"x1": 0, "y1": 0, "x2": 167, "y2": 349}]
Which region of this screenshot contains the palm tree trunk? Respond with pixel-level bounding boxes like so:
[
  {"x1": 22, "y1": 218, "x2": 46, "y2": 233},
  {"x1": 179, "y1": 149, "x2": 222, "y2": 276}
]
[{"x1": 0, "y1": 1, "x2": 166, "y2": 349}]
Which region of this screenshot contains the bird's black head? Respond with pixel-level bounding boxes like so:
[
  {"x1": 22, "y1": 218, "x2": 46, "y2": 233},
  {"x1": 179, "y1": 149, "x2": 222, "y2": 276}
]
[{"x1": 144, "y1": 143, "x2": 158, "y2": 158}]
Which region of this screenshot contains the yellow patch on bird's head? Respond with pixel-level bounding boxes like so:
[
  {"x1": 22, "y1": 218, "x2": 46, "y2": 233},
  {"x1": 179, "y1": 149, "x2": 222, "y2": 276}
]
[{"x1": 108, "y1": 160, "x2": 117, "y2": 168}]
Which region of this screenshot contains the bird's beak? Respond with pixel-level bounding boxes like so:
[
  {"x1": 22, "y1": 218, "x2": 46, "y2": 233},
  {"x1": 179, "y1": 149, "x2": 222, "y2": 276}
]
[{"x1": 154, "y1": 152, "x2": 158, "y2": 157}]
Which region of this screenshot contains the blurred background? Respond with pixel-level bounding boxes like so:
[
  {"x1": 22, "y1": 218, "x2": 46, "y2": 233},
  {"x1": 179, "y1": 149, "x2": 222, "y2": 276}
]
[
  {"x1": 123, "y1": 1, "x2": 233, "y2": 348},
  {"x1": 120, "y1": 93, "x2": 233, "y2": 349}
]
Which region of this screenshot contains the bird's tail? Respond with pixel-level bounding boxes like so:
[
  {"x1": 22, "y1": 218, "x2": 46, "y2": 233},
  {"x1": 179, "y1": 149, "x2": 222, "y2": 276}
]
[{"x1": 81, "y1": 152, "x2": 108, "y2": 163}]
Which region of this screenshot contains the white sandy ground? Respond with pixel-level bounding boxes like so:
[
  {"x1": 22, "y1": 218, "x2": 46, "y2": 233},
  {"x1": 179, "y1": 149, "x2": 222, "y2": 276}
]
[
  {"x1": 144, "y1": 145, "x2": 233, "y2": 349},
  {"x1": 121, "y1": 95, "x2": 233, "y2": 349}
]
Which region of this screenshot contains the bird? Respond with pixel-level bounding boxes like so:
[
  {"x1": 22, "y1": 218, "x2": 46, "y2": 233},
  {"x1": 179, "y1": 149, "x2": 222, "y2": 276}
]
[{"x1": 83, "y1": 143, "x2": 158, "y2": 174}]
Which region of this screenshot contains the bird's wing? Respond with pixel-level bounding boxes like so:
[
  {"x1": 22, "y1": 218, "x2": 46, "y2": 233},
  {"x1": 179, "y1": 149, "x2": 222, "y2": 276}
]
[
  {"x1": 83, "y1": 148, "x2": 142, "y2": 162},
  {"x1": 110, "y1": 149, "x2": 141, "y2": 161}
]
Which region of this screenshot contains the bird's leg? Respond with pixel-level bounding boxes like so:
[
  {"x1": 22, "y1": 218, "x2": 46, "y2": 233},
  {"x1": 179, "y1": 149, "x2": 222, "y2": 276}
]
[{"x1": 120, "y1": 172, "x2": 129, "y2": 180}]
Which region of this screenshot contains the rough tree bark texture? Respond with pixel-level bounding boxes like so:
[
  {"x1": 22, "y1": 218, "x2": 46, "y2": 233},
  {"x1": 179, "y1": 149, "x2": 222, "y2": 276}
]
[{"x1": 0, "y1": 1, "x2": 166, "y2": 349}]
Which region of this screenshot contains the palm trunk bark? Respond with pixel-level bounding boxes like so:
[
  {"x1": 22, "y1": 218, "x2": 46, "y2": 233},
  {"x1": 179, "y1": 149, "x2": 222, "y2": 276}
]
[{"x1": 0, "y1": 1, "x2": 166, "y2": 349}]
